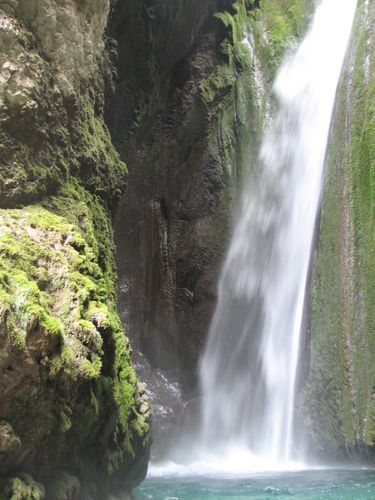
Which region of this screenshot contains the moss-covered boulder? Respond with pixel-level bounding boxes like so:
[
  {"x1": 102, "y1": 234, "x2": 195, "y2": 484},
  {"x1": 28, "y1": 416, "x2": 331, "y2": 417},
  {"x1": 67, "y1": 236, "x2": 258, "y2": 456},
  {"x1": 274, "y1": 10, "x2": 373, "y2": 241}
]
[{"x1": 0, "y1": 475, "x2": 45, "y2": 500}]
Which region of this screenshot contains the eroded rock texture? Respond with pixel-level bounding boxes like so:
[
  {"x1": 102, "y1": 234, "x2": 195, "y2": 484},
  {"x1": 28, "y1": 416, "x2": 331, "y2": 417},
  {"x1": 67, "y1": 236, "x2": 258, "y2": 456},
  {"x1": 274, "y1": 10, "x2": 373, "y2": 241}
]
[{"x1": 0, "y1": 0, "x2": 124, "y2": 207}]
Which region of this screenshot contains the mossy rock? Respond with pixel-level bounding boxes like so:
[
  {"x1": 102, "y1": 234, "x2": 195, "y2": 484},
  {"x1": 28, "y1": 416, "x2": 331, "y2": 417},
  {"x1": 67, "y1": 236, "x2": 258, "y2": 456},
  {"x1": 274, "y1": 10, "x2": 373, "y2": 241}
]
[
  {"x1": 0, "y1": 182, "x2": 150, "y2": 497},
  {"x1": 0, "y1": 475, "x2": 45, "y2": 500}
]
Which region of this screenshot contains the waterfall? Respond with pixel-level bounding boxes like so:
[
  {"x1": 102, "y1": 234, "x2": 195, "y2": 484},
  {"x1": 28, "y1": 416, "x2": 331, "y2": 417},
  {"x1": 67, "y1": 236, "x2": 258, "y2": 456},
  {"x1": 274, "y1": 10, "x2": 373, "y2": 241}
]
[{"x1": 199, "y1": 0, "x2": 357, "y2": 467}]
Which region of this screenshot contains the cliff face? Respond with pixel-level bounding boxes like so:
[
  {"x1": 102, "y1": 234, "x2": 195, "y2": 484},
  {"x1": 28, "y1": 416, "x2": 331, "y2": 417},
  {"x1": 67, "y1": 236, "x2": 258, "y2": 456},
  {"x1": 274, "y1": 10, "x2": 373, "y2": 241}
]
[
  {"x1": 0, "y1": 1, "x2": 150, "y2": 498},
  {"x1": 303, "y1": 0, "x2": 375, "y2": 459},
  {"x1": 107, "y1": 0, "x2": 308, "y2": 389}
]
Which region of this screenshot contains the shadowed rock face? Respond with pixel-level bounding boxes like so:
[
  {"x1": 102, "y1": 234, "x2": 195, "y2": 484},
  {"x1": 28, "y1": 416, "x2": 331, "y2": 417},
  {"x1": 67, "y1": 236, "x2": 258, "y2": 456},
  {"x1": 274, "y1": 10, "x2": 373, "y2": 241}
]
[{"x1": 107, "y1": 0, "x2": 263, "y2": 389}]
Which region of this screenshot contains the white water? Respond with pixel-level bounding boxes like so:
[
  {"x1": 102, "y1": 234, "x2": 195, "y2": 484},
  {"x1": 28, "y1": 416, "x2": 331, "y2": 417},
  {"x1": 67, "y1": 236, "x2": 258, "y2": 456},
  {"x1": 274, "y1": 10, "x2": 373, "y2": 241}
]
[{"x1": 194, "y1": 0, "x2": 357, "y2": 470}]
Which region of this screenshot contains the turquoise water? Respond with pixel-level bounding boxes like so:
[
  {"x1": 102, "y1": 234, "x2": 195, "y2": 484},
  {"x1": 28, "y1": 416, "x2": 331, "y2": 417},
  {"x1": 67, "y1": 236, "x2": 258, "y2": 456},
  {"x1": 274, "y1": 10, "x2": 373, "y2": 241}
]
[{"x1": 134, "y1": 469, "x2": 375, "y2": 499}]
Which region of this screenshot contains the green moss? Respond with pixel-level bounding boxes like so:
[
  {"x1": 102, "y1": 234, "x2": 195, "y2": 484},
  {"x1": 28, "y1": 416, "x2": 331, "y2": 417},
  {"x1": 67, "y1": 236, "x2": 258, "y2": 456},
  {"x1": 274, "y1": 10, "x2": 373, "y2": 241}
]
[
  {"x1": 0, "y1": 178, "x2": 150, "y2": 485},
  {"x1": 201, "y1": 0, "x2": 310, "y2": 107},
  {"x1": 201, "y1": 65, "x2": 237, "y2": 104},
  {"x1": 50, "y1": 181, "x2": 150, "y2": 466},
  {"x1": 251, "y1": 0, "x2": 311, "y2": 79},
  {"x1": 2, "y1": 477, "x2": 43, "y2": 500},
  {"x1": 80, "y1": 355, "x2": 102, "y2": 380},
  {"x1": 60, "y1": 406, "x2": 73, "y2": 433},
  {"x1": 72, "y1": 104, "x2": 128, "y2": 204},
  {"x1": 346, "y1": 1, "x2": 375, "y2": 447},
  {"x1": 201, "y1": 1, "x2": 255, "y2": 105},
  {"x1": 0, "y1": 92, "x2": 127, "y2": 209},
  {"x1": 40, "y1": 315, "x2": 63, "y2": 336},
  {"x1": 86, "y1": 302, "x2": 112, "y2": 329},
  {"x1": 0, "y1": 7, "x2": 147, "y2": 492}
]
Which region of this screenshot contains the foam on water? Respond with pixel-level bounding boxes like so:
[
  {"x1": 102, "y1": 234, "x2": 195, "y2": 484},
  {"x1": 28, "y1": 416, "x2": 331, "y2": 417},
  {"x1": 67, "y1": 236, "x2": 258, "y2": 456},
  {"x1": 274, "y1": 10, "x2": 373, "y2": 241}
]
[{"x1": 148, "y1": 450, "x2": 305, "y2": 478}]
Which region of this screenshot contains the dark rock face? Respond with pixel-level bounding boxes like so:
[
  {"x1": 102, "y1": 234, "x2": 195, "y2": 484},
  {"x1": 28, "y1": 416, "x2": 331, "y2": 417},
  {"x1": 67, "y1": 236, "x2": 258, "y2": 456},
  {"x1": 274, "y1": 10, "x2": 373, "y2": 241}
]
[{"x1": 107, "y1": 0, "x2": 262, "y2": 389}]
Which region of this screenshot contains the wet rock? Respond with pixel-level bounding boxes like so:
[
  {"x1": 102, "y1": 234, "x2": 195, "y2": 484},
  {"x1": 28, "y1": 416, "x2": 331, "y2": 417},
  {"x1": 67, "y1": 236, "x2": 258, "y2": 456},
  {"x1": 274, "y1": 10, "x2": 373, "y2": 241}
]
[
  {"x1": 47, "y1": 471, "x2": 80, "y2": 500},
  {"x1": 303, "y1": 0, "x2": 375, "y2": 457}
]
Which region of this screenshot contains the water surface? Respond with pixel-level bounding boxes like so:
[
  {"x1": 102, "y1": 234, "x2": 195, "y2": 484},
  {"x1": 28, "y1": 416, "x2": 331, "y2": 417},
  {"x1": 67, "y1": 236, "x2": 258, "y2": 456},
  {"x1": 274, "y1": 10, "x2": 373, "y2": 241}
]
[{"x1": 134, "y1": 469, "x2": 375, "y2": 499}]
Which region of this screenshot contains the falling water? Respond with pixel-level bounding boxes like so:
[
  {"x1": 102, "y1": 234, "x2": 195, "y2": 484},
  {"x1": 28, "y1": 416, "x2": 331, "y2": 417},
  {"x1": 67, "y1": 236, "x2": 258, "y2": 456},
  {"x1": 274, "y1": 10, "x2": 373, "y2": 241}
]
[{"x1": 199, "y1": 0, "x2": 357, "y2": 467}]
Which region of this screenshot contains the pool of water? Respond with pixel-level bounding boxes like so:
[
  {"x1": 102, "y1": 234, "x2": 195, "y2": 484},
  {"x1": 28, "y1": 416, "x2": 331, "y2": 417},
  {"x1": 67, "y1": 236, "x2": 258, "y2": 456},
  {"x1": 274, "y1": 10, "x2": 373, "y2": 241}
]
[{"x1": 134, "y1": 469, "x2": 375, "y2": 499}]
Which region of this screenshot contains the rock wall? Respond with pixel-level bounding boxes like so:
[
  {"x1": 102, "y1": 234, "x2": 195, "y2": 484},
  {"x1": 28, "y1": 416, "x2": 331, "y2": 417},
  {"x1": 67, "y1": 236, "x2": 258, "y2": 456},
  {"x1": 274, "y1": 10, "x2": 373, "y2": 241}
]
[
  {"x1": 0, "y1": 1, "x2": 150, "y2": 498},
  {"x1": 302, "y1": 0, "x2": 375, "y2": 460}
]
